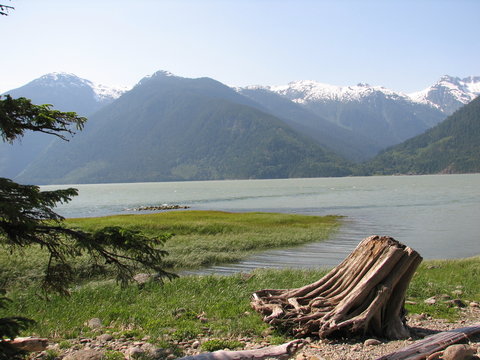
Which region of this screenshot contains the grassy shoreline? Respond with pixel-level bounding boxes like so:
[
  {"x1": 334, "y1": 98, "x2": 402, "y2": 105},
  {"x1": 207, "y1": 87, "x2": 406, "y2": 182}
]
[
  {"x1": 0, "y1": 211, "x2": 340, "y2": 291},
  {"x1": 65, "y1": 210, "x2": 341, "y2": 270},
  {"x1": 2, "y1": 257, "x2": 479, "y2": 346},
  {"x1": 1, "y1": 211, "x2": 479, "y2": 355}
]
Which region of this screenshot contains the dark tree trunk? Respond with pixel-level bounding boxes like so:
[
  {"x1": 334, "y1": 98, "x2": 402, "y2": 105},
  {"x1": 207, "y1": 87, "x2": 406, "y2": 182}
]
[{"x1": 251, "y1": 236, "x2": 423, "y2": 340}]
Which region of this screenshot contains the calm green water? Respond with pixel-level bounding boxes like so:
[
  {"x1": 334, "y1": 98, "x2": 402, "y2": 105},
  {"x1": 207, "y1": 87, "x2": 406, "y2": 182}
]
[{"x1": 43, "y1": 174, "x2": 480, "y2": 272}]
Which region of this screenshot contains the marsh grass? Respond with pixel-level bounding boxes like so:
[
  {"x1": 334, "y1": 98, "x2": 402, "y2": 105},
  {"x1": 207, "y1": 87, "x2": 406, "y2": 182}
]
[
  {"x1": 0, "y1": 211, "x2": 339, "y2": 290},
  {"x1": 66, "y1": 211, "x2": 340, "y2": 269}
]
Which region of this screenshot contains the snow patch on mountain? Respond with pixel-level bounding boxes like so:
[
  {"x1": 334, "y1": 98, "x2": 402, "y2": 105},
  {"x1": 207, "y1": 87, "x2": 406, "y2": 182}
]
[
  {"x1": 463, "y1": 76, "x2": 480, "y2": 93},
  {"x1": 34, "y1": 72, "x2": 128, "y2": 102},
  {"x1": 242, "y1": 75, "x2": 479, "y2": 115},
  {"x1": 90, "y1": 82, "x2": 129, "y2": 102},
  {"x1": 137, "y1": 70, "x2": 180, "y2": 87},
  {"x1": 264, "y1": 80, "x2": 410, "y2": 104},
  {"x1": 408, "y1": 75, "x2": 480, "y2": 113}
]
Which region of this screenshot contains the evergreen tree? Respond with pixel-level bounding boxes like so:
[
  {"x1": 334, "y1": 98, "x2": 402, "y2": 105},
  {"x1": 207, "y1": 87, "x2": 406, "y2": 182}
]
[
  {"x1": 0, "y1": 95, "x2": 175, "y2": 358},
  {"x1": 0, "y1": 3, "x2": 13, "y2": 16}
]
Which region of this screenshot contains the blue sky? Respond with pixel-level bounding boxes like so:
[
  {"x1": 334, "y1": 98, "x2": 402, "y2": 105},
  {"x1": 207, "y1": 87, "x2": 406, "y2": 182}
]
[{"x1": 1, "y1": 0, "x2": 479, "y2": 94}]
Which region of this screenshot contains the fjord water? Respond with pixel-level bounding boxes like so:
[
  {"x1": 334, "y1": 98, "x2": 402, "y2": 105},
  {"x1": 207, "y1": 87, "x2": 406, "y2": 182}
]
[{"x1": 43, "y1": 174, "x2": 480, "y2": 274}]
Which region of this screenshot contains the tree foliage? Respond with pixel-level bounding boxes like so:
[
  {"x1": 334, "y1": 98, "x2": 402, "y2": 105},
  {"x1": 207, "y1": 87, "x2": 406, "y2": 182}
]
[
  {"x1": 0, "y1": 95, "x2": 175, "y2": 358},
  {"x1": 0, "y1": 95, "x2": 86, "y2": 143},
  {"x1": 0, "y1": 0, "x2": 15, "y2": 16},
  {"x1": 0, "y1": 177, "x2": 175, "y2": 294},
  {"x1": 0, "y1": 288, "x2": 33, "y2": 359},
  {"x1": 0, "y1": 2, "x2": 13, "y2": 16}
]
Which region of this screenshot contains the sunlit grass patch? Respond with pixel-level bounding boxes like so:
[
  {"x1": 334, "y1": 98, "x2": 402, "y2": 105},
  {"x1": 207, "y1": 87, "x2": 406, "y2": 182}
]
[
  {"x1": 405, "y1": 256, "x2": 480, "y2": 320},
  {"x1": 65, "y1": 210, "x2": 341, "y2": 270},
  {"x1": 4, "y1": 269, "x2": 327, "y2": 344}
]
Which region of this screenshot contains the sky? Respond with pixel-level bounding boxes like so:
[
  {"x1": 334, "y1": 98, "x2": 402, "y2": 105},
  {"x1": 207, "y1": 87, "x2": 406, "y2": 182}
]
[{"x1": 1, "y1": 0, "x2": 479, "y2": 94}]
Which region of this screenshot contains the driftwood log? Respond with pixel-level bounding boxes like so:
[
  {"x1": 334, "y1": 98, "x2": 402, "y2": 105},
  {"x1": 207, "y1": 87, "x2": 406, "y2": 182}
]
[
  {"x1": 178, "y1": 339, "x2": 305, "y2": 360},
  {"x1": 3, "y1": 337, "x2": 48, "y2": 352},
  {"x1": 375, "y1": 323, "x2": 480, "y2": 360},
  {"x1": 251, "y1": 236, "x2": 423, "y2": 340}
]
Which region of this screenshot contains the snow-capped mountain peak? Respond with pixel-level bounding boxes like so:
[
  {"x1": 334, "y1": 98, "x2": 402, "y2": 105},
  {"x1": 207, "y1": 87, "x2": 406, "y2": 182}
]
[
  {"x1": 462, "y1": 76, "x2": 480, "y2": 94},
  {"x1": 31, "y1": 72, "x2": 128, "y2": 102},
  {"x1": 408, "y1": 75, "x2": 480, "y2": 114},
  {"x1": 268, "y1": 80, "x2": 407, "y2": 104},
  {"x1": 33, "y1": 72, "x2": 86, "y2": 89},
  {"x1": 137, "y1": 70, "x2": 179, "y2": 84},
  {"x1": 246, "y1": 75, "x2": 479, "y2": 115},
  {"x1": 153, "y1": 70, "x2": 176, "y2": 77},
  {"x1": 90, "y1": 82, "x2": 129, "y2": 102}
]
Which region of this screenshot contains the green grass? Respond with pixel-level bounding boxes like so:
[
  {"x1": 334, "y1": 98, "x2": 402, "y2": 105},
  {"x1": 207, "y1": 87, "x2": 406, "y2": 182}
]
[
  {"x1": 1, "y1": 257, "x2": 479, "y2": 349},
  {"x1": 405, "y1": 257, "x2": 480, "y2": 319},
  {"x1": 201, "y1": 339, "x2": 243, "y2": 352},
  {"x1": 1, "y1": 210, "x2": 479, "y2": 352},
  {"x1": 0, "y1": 211, "x2": 340, "y2": 290},
  {"x1": 5, "y1": 269, "x2": 325, "y2": 345},
  {"x1": 65, "y1": 210, "x2": 340, "y2": 270}
]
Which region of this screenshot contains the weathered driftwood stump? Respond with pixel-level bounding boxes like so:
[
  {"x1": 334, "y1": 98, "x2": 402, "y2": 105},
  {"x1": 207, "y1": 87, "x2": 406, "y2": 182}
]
[{"x1": 251, "y1": 235, "x2": 423, "y2": 340}]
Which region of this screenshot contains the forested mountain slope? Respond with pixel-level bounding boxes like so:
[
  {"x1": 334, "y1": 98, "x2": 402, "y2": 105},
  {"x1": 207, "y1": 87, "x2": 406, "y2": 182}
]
[{"x1": 361, "y1": 96, "x2": 480, "y2": 175}]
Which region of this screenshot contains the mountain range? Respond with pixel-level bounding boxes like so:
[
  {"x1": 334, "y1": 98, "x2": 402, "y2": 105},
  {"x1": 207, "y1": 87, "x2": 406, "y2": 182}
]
[
  {"x1": 241, "y1": 82, "x2": 445, "y2": 154},
  {"x1": 2, "y1": 71, "x2": 479, "y2": 184},
  {"x1": 12, "y1": 72, "x2": 352, "y2": 184}
]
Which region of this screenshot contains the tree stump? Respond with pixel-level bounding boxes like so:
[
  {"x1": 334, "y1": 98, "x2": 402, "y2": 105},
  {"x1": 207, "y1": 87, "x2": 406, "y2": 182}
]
[{"x1": 251, "y1": 235, "x2": 422, "y2": 340}]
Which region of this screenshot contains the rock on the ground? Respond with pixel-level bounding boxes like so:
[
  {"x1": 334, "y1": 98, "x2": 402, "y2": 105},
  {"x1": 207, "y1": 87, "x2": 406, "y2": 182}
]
[
  {"x1": 86, "y1": 318, "x2": 103, "y2": 329},
  {"x1": 442, "y1": 344, "x2": 476, "y2": 360},
  {"x1": 426, "y1": 351, "x2": 443, "y2": 360},
  {"x1": 141, "y1": 342, "x2": 165, "y2": 358},
  {"x1": 10, "y1": 337, "x2": 48, "y2": 352},
  {"x1": 445, "y1": 299, "x2": 467, "y2": 308},
  {"x1": 63, "y1": 349, "x2": 104, "y2": 360},
  {"x1": 126, "y1": 346, "x2": 144, "y2": 359},
  {"x1": 364, "y1": 339, "x2": 382, "y2": 346},
  {"x1": 96, "y1": 333, "x2": 113, "y2": 342},
  {"x1": 296, "y1": 353, "x2": 306, "y2": 360}
]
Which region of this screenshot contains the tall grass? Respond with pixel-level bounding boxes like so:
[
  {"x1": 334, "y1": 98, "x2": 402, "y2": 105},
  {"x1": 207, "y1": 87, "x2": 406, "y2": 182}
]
[
  {"x1": 0, "y1": 211, "x2": 339, "y2": 290},
  {"x1": 65, "y1": 210, "x2": 340, "y2": 270}
]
